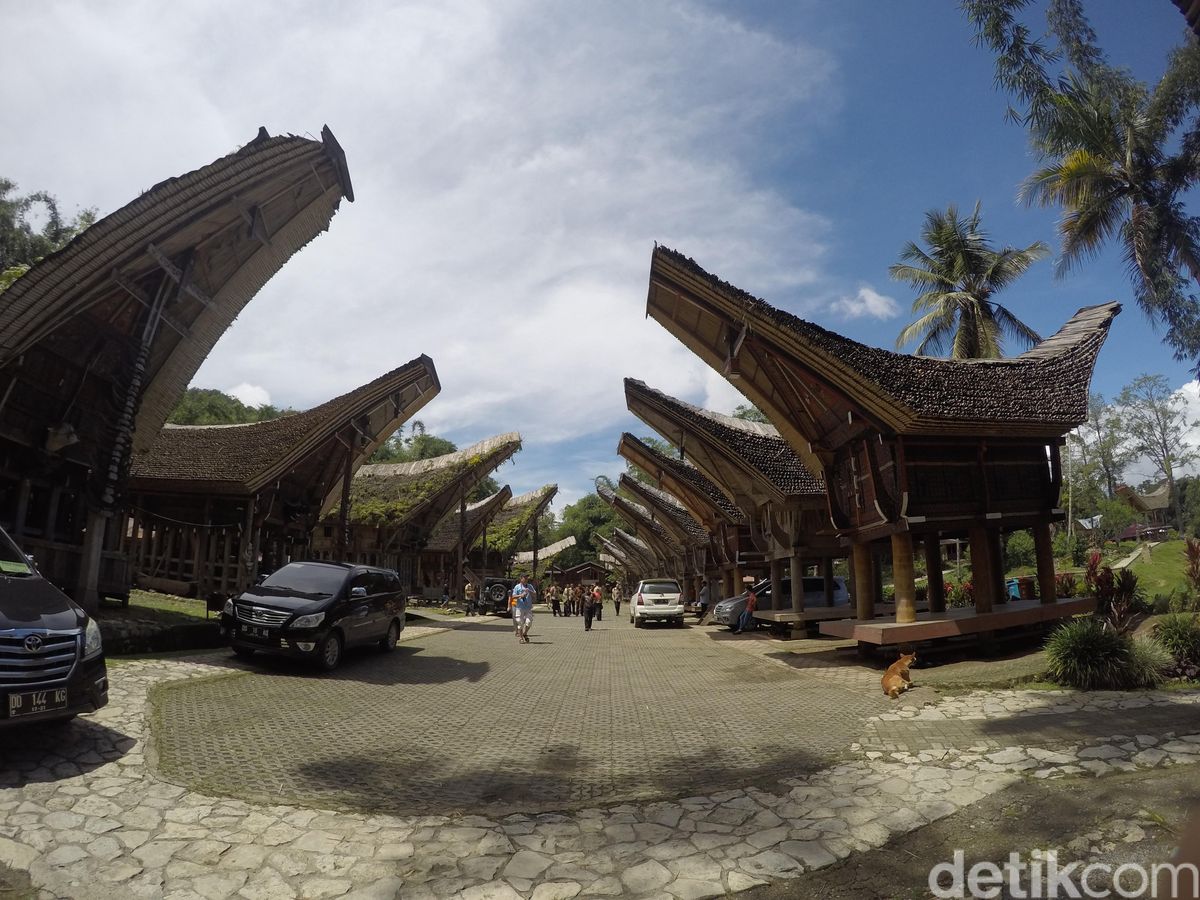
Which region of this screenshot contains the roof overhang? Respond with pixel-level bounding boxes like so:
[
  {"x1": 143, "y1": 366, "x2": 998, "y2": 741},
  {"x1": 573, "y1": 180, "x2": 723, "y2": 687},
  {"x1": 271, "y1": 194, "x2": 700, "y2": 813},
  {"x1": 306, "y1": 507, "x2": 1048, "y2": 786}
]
[{"x1": 616, "y1": 433, "x2": 740, "y2": 531}]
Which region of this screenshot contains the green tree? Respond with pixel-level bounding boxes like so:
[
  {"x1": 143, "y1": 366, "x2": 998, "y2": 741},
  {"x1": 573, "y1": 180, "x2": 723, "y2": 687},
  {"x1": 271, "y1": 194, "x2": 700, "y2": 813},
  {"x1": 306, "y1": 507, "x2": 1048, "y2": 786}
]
[
  {"x1": 1071, "y1": 393, "x2": 1132, "y2": 500},
  {"x1": 0, "y1": 178, "x2": 96, "y2": 290},
  {"x1": 370, "y1": 420, "x2": 456, "y2": 463},
  {"x1": 892, "y1": 202, "x2": 1048, "y2": 358},
  {"x1": 1116, "y1": 374, "x2": 1198, "y2": 533},
  {"x1": 965, "y1": 0, "x2": 1200, "y2": 374},
  {"x1": 168, "y1": 387, "x2": 293, "y2": 425},
  {"x1": 732, "y1": 403, "x2": 769, "y2": 423},
  {"x1": 545, "y1": 492, "x2": 621, "y2": 569}
]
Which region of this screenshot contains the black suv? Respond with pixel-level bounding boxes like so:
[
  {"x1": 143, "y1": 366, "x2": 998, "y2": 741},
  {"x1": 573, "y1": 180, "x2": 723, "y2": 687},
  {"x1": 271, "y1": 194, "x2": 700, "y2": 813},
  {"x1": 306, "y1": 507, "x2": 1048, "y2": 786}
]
[
  {"x1": 481, "y1": 576, "x2": 517, "y2": 615},
  {"x1": 221, "y1": 561, "x2": 405, "y2": 671},
  {"x1": 0, "y1": 524, "x2": 108, "y2": 728}
]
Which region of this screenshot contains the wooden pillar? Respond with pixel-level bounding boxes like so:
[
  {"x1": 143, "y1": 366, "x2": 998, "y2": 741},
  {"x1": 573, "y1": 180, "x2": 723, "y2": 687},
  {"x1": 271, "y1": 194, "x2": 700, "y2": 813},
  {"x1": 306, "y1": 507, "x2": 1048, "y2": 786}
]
[
  {"x1": 924, "y1": 535, "x2": 946, "y2": 613},
  {"x1": 44, "y1": 486, "x2": 63, "y2": 542},
  {"x1": 852, "y1": 542, "x2": 874, "y2": 620},
  {"x1": 74, "y1": 509, "x2": 107, "y2": 614},
  {"x1": 770, "y1": 557, "x2": 784, "y2": 612},
  {"x1": 12, "y1": 478, "x2": 31, "y2": 541},
  {"x1": 891, "y1": 531, "x2": 917, "y2": 624},
  {"x1": 789, "y1": 553, "x2": 804, "y2": 615},
  {"x1": 455, "y1": 491, "x2": 466, "y2": 601},
  {"x1": 723, "y1": 568, "x2": 735, "y2": 599},
  {"x1": 1034, "y1": 521, "x2": 1057, "y2": 604},
  {"x1": 531, "y1": 518, "x2": 540, "y2": 583},
  {"x1": 990, "y1": 529, "x2": 1007, "y2": 603},
  {"x1": 822, "y1": 558, "x2": 835, "y2": 606},
  {"x1": 969, "y1": 526, "x2": 994, "y2": 613}
]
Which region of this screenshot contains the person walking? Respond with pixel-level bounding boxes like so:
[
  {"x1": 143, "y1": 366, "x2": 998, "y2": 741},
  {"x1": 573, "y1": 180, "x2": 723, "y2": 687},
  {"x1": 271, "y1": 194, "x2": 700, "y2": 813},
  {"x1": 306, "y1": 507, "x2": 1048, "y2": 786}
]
[
  {"x1": 464, "y1": 580, "x2": 477, "y2": 616},
  {"x1": 592, "y1": 584, "x2": 603, "y2": 622},
  {"x1": 582, "y1": 584, "x2": 596, "y2": 631},
  {"x1": 611, "y1": 582, "x2": 623, "y2": 617},
  {"x1": 549, "y1": 583, "x2": 561, "y2": 617},
  {"x1": 510, "y1": 575, "x2": 536, "y2": 643},
  {"x1": 572, "y1": 584, "x2": 583, "y2": 616}
]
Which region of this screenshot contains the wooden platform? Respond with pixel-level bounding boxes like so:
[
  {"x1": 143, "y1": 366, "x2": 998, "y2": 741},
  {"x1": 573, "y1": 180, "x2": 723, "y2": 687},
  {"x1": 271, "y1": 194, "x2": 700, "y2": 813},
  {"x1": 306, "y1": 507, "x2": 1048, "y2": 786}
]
[
  {"x1": 817, "y1": 596, "x2": 1096, "y2": 645},
  {"x1": 753, "y1": 605, "x2": 854, "y2": 624}
]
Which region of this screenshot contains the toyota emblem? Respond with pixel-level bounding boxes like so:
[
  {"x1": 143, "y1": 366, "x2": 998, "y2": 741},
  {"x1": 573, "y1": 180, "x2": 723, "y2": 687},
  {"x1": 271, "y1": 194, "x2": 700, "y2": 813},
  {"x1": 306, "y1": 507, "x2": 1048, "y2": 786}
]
[{"x1": 23, "y1": 634, "x2": 43, "y2": 652}]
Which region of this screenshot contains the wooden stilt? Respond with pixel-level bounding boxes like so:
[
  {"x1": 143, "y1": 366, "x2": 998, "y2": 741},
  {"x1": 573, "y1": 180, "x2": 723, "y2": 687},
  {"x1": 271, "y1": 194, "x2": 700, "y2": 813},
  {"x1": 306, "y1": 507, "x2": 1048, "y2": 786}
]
[
  {"x1": 853, "y1": 542, "x2": 874, "y2": 620},
  {"x1": 969, "y1": 526, "x2": 995, "y2": 614},
  {"x1": 924, "y1": 535, "x2": 946, "y2": 613}
]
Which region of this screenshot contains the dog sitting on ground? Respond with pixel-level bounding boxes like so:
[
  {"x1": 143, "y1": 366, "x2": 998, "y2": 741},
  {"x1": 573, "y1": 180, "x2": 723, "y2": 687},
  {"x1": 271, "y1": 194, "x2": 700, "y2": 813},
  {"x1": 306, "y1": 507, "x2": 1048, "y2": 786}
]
[{"x1": 881, "y1": 651, "x2": 917, "y2": 699}]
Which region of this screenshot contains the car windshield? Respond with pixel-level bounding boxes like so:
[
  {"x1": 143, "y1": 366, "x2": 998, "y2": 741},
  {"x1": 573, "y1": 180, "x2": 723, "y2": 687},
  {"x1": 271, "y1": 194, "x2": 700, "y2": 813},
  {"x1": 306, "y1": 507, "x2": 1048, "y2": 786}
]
[
  {"x1": 259, "y1": 564, "x2": 346, "y2": 598},
  {"x1": 0, "y1": 527, "x2": 33, "y2": 577},
  {"x1": 641, "y1": 580, "x2": 680, "y2": 594}
]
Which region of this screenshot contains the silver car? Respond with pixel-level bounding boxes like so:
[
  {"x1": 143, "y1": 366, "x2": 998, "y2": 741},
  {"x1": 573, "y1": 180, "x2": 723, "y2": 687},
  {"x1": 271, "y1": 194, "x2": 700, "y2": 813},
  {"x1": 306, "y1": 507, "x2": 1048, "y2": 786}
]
[
  {"x1": 713, "y1": 576, "x2": 848, "y2": 630},
  {"x1": 629, "y1": 578, "x2": 686, "y2": 627}
]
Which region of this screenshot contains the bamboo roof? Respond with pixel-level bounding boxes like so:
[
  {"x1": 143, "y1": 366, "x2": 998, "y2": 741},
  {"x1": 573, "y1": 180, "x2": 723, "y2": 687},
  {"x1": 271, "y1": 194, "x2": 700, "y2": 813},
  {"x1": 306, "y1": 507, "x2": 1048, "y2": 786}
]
[
  {"x1": 514, "y1": 534, "x2": 577, "y2": 564},
  {"x1": 478, "y1": 484, "x2": 558, "y2": 555},
  {"x1": 0, "y1": 127, "x2": 355, "y2": 474},
  {"x1": 609, "y1": 528, "x2": 657, "y2": 570},
  {"x1": 597, "y1": 482, "x2": 681, "y2": 556},
  {"x1": 647, "y1": 246, "x2": 1118, "y2": 453},
  {"x1": 344, "y1": 432, "x2": 522, "y2": 526},
  {"x1": 617, "y1": 474, "x2": 709, "y2": 546},
  {"x1": 1116, "y1": 483, "x2": 1171, "y2": 513},
  {"x1": 424, "y1": 486, "x2": 513, "y2": 554},
  {"x1": 617, "y1": 433, "x2": 745, "y2": 527},
  {"x1": 130, "y1": 356, "x2": 439, "y2": 507}
]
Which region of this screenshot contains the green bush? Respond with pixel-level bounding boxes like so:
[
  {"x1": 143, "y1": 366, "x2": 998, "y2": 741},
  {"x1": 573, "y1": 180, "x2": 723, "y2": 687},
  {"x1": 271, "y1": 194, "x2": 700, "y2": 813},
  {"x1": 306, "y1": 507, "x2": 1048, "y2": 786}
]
[
  {"x1": 1053, "y1": 530, "x2": 1088, "y2": 567},
  {"x1": 1005, "y1": 530, "x2": 1036, "y2": 570},
  {"x1": 1045, "y1": 618, "x2": 1131, "y2": 690},
  {"x1": 1125, "y1": 637, "x2": 1171, "y2": 689},
  {"x1": 1154, "y1": 612, "x2": 1200, "y2": 663}
]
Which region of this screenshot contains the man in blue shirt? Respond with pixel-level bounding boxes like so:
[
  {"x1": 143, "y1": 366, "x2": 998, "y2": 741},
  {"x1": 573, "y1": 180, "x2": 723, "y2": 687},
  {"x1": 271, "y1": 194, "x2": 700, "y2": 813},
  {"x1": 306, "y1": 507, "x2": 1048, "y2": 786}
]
[{"x1": 510, "y1": 575, "x2": 537, "y2": 644}]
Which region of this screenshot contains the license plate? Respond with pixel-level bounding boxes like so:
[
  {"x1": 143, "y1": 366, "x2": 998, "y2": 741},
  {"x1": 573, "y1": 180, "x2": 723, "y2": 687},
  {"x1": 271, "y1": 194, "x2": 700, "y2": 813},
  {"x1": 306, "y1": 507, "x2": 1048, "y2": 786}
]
[
  {"x1": 239, "y1": 625, "x2": 273, "y2": 640},
  {"x1": 654, "y1": 599, "x2": 668, "y2": 605},
  {"x1": 8, "y1": 688, "x2": 68, "y2": 718}
]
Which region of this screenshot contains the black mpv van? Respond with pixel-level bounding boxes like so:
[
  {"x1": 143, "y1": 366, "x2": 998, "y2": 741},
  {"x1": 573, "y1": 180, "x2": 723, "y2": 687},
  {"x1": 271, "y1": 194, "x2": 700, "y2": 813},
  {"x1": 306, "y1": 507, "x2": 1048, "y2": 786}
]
[
  {"x1": 221, "y1": 561, "x2": 406, "y2": 671},
  {"x1": 0, "y1": 525, "x2": 108, "y2": 728}
]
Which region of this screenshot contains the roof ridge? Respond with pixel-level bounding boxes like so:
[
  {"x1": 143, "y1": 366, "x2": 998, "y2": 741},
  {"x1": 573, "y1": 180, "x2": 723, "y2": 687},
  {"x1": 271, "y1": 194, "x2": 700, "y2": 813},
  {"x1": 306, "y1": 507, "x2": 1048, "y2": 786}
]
[{"x1": 359, "y1": 431, "x2": 522, "y2": 478}]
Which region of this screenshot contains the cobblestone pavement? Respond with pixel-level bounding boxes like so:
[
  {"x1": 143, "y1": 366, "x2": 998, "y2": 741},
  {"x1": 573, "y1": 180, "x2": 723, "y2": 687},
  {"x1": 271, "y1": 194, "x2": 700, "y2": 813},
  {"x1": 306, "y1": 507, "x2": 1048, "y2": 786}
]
[
  {"x1": 0, "y1": 613, "x2": 1197, "y2": 899},
  {"x1": 149, "y1": 614, "x2": 889, "y2": 815}
]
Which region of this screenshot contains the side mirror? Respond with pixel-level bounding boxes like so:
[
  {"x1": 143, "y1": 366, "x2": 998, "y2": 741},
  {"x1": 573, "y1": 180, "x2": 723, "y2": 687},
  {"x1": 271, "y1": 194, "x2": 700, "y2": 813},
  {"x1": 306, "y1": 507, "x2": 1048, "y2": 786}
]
[
  {"x1": 255, "y1": 574, "x2": 266, "y2": 585},
  {"x1": 350, "y1": 586, "x2": 368, "y2": 599}
]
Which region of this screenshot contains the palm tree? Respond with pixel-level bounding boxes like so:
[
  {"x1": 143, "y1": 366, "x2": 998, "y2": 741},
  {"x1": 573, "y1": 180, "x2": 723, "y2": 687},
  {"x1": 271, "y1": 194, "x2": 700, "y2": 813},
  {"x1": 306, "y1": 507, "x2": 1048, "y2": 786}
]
[
  {"x1": 891, "y1": 202, "x2": 1048, "y2": 358},
  {"x1": 1019, "y1": 73, "x2": 1200, "y2": 359}
]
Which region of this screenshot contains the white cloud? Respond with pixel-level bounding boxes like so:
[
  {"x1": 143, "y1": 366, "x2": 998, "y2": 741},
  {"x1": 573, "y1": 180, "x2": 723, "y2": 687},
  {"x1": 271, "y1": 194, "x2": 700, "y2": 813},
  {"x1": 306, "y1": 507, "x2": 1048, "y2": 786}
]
[
  {"x1": 226, "y1": 383, "x2": 272, "y2": 409},
  {"x1": 830, "y1": 284, "x2": 900, "y2": 320},
  {"x1": 1, "y1": 0, "x2": 840, "y2": 504}
]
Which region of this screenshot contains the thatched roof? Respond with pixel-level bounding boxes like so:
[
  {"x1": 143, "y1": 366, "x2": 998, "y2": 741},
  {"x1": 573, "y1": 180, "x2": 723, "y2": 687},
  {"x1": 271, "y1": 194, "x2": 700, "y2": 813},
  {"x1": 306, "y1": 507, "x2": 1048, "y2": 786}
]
[
  {"x1": 478, "y1": 484, "x2": 557, "y2": 554},
  {"x1": 597, "y1": 482, "x2": 681, "y2": 555},
  {"x1": 1116, "y1": 483, "x2": 1171, "y2": 513},
  {"x1": 617, "y1": 433, "x2": 744, "y2": 525},
  {"x1": 345, "y1": 432, "x2": 522, "y2": 526},
  {"x1": 618, "y1": 474, "x2": 709, "y2": 546},
  {"x1": 514, "y1": 535, "x2": 577, "y2": 564},
  {"x1": 130, "y1": 356, "x2": 439, "y2": 505},
  {"x1": 648, "y1": 246, "x2": 1118, "y2": 437},
  {"x1": 0, "y1": 126, "x2": 355, "y2": 471},
  {"x1": 425, "y1": 486, "x2": 513, "y2": 554}
]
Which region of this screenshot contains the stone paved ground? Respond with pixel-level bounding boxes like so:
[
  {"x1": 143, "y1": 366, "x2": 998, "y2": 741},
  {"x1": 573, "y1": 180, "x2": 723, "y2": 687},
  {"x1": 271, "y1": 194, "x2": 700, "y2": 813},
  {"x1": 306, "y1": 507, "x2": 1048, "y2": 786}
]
[
  {"x1": 0, "y1": 612, "x2": 1197, "y2": 899},
  {"x1": 149, "y1": 614, "x2": 889, "y2": 815}
]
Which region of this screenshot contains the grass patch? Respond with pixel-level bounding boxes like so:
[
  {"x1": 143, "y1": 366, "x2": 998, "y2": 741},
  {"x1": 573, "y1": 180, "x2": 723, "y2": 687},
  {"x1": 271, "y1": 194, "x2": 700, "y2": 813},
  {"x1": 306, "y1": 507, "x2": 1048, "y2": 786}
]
[
  {"x1": 96, "y1": 589, "x2": 212, "y2": 627},
  {"x1": 1127, "y1": 539, "x2": 1189, "y2": 599}
]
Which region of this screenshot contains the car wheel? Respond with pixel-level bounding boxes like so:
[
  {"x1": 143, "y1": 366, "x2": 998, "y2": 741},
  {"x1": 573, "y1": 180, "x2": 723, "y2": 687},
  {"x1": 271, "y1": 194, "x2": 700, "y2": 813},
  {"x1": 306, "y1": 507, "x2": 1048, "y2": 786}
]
[
  {"x1": 233, "y1": 646, "x2": 256, "y2": 660},
  {"x1": 317, "y1": 632, "x2": 343, "y2": 671},
  {"x1": 634, "y1": 617, "x2": 642, "y2": 628},
  {"x1": 379, "y1": 619, "x2": 401, "y2": 652}
]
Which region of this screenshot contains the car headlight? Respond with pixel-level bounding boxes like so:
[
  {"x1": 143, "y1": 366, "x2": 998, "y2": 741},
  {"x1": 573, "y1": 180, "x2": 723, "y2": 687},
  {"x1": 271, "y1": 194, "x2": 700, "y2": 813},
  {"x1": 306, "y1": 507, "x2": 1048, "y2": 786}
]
[
  {"x1": 223, "y1": 598, "x2": 234, "y2": 616},
  {"x1": 291, "y1": 612, "x2": 325, "y2": 629},
  {"x1": 83, "y1": 618, "x2": 103, "y2": 658}
]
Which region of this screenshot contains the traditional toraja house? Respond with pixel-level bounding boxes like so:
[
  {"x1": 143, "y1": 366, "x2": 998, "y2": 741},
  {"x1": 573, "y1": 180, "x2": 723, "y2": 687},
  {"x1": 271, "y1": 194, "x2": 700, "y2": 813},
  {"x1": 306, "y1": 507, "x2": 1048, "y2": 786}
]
[
  {"x1": 418, "y1": 487, "x2": 512, "y2": 600},
  {"x1": 617, "y1": 431, "x2": 747, "y2": 603},
  {"x1": 596, "y1": 534, "x2": 641, "y2": 582},
  {"x1": 470, "y1": 484, "x2": 557, "y2": 579},
  {"x1": 595, "y1": 482, "x2": 686, "y2": 583},
  {"x1": 0, "y1": 127, "x2": 354, "y2": 608},
  {"x1": 309, "y1": 433, "x2": 522, "y2": 595},
  {"x1": 617, "y1": 474, "x2": 710, "y2": 598},
  {"x1": 1116, "y1": 484, "x2": 1172, "y2": 529},
  {"x1": 624, "y1": 379, "x2": 846, "y2": 627},
  {"x1": 547, "y1": 560, "x2": 609, "y2": 587},
  {"x1": 126, "y1": 357, "x2": 439, "y2": 599},
  {"x1": 645, "y1": 245, "x2": 1117, "y2": 646},
  {"x1": 608, "y1": 529, "x2": 656, "y2": 576}
]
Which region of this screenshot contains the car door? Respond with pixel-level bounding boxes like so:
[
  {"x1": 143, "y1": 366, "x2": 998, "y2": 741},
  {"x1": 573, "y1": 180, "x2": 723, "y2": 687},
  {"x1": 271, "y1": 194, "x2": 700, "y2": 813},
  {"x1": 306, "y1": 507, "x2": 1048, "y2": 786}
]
[
  {"x1": 368, "y1": 571, "x2": 393, "y2": 637},
  {"x1": 343, "y1": 571, "x2": 374, "y2": 645}
]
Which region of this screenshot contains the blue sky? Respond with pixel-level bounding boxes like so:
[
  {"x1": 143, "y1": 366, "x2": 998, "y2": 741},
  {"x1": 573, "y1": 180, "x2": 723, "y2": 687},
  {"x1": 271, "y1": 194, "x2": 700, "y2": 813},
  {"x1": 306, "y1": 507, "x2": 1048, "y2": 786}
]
[{"x1": 3, "y1": 1, "x2": 1195, "y2": 512}]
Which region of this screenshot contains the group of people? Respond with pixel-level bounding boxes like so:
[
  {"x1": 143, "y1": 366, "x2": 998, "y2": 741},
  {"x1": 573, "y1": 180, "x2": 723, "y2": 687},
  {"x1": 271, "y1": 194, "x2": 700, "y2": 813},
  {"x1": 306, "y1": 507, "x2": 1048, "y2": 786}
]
[{"x1": 507, "y1": 577, "x2": 627, "y2": 641}]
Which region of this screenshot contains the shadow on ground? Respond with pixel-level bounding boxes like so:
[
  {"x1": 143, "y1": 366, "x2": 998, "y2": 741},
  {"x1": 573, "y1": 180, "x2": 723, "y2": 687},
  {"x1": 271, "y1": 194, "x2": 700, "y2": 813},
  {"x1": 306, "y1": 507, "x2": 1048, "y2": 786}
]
[
  {"x1": 0, "y1": 718, "x2": 134, "y2": 789},
  {"x1": 178, "y1": 644, "x2": 490, "y2": 685}
]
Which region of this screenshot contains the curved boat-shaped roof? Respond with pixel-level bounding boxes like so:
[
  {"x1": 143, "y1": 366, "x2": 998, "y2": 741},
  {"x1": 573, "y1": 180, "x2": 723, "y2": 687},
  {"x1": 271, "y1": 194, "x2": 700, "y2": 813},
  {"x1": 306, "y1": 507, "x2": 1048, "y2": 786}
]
[
  {"x1": 597, "y1": 482, "x2": 681, "y2": 557},
  {"x1": 130, "y1": 356, "x2": 439, "y2": 506},
  {"x1": 345, "y1": 432, "x2": 522, "y2": 528},
  {"x1": 617, "y1": 474, "x2": 708, "y2": 547},
  {"x1": 617, "y1": 433, "x2": 744, "y2": 527},
  {"x1": 609, "y1": 528, "x2": 658, "y2": 570},
  {"x1": 647, "y1": 245, "x2": 1118, "y2": 440},
  {"x1": 1, "y1": 127, "x2": 355, "y2": 461},
  {"x1": 625, "y1": 379, "x2": 823, "y2": 501},
  {"x1": 514, "y1": 534, "x2": 577, "y2": 565},
  {"x1": 481, "y1": 484, "x2": 558, "y2": 556},
  {"x1": 425, "y1": 486, "x2": 513, "y2": 554}
]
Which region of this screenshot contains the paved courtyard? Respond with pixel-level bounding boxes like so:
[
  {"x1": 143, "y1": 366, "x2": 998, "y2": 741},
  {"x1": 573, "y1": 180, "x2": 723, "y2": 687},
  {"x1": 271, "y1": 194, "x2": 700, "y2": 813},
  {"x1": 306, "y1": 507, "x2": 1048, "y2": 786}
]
[
  {"x1": 150, "y1": 613, "x2": 890, "y2": 816},
  {"x1": 0, "y1": 613, "x2": 1197, "y2": 899}
]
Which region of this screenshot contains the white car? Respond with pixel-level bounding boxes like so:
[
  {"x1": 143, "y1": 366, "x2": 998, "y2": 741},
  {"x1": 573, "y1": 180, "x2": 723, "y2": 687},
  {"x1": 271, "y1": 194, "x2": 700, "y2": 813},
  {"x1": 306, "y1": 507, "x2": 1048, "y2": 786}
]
[{"x1": 630, "y1": 578, "x2": 686, "y2": 628}]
